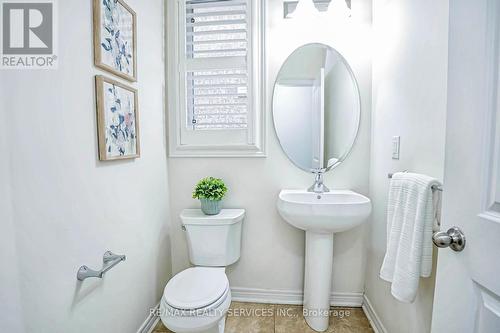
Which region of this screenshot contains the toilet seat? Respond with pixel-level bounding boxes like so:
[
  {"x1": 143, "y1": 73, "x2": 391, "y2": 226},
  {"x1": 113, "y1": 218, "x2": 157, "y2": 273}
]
[
  {"x1": 160, "y1": 290, "x2": 231, "y2": 333},
  {"x1": 160, "y1": 267, "x2": 232, "y2": 333},
  {"x1": 163, "y1": 267, "x2": 229, "y2": 312}
]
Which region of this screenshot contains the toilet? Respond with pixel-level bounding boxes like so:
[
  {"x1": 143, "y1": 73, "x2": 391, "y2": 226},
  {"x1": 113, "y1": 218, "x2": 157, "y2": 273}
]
[{"x1": 160, "y1": 209, "x2": 245, "y2": 333}]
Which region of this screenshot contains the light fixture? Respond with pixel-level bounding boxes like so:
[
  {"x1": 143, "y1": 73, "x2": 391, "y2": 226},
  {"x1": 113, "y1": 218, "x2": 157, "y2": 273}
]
[
  {"x1": 285, "y1": 0, "x2": 319, "y2": 19},
  {"x1": 284, "y1": 0, "x2": 351, "y2": 19},
  {"x1": 320, "y1": 0, "x2": 351, "y2": 20}
]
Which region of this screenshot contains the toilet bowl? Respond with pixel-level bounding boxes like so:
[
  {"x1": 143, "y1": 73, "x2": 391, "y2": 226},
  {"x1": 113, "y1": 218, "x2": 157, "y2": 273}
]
[{"x1": 160, "y1": 209, "x2": 245, "y2": 333}]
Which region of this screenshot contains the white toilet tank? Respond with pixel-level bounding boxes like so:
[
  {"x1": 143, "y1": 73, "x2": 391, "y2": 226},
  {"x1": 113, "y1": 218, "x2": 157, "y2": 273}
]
[{"x1": 181, "y1": 209, "x2": 245, "y2": 267}]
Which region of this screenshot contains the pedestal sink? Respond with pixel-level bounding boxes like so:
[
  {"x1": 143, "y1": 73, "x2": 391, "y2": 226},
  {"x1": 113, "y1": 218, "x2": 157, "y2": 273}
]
[{"x1": 277, "y1": 189, "x2": 372, "y2": 332}]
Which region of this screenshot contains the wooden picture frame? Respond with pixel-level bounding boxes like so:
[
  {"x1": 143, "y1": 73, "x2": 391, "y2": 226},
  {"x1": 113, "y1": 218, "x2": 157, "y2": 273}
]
[
  {"x1": 95, "y1": 75, "x2": 140, "y2": 161},
  {"x1": 93, "y1": 0, "x2": 137, "y2": 82}
]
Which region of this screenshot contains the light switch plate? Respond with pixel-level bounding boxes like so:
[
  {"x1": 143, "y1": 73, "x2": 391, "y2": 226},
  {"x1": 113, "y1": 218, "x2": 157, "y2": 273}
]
[{"x1": 392, "y1": 136, "x2": 400, "y2": 160}]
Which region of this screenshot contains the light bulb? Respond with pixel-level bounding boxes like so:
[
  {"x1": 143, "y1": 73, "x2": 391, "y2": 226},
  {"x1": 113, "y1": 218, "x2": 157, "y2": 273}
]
[
  {"x1": 288, "y1": 0, "x2": 320, "y2": 19},
  {"x1": 321, "y1": 0, "x2": 351, "y2": 20}
]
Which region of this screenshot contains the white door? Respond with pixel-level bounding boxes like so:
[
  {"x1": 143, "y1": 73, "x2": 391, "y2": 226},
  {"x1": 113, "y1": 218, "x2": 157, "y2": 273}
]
[
  {"x1": 431, "y1": 0, "x2": 500, "y2": 332},
  {"x1": 311, "y1": 68, "x2": 325, "y2": 169}
]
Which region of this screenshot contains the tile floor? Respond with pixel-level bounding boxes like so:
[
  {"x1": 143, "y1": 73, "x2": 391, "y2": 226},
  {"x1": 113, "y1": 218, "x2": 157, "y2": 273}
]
[{"x1": 153, "y1": 302, "x2": 373, "y2": 333}]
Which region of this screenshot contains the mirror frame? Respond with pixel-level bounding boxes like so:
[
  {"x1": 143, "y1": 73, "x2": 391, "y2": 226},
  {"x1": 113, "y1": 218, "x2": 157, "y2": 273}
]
[{"x1": 272, "y1": 43, "x2": 361, "y2": 173}]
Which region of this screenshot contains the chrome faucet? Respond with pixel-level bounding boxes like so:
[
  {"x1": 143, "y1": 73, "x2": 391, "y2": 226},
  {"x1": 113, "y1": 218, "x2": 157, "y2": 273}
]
[{"x1": 308, "y1": 170, "x2": 330, "y2": 193}]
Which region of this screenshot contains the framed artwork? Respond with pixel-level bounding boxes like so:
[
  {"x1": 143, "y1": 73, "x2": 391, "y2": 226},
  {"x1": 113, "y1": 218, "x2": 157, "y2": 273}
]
[
  {"x1": 95, "y1": 75, "x2": 140, "y2": 161},
  {"x1": 93, "y1": 0, "x2": 137, "y2": 82}
]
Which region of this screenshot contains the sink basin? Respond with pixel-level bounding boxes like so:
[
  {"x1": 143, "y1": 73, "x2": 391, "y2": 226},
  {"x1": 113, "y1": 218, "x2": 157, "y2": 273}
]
[
  {"x1": 276, "y1": 189, "x2": 371, "y2": 332},
  {"x1": 277, "y1": 190, "x2": 372, "y2": 233}
]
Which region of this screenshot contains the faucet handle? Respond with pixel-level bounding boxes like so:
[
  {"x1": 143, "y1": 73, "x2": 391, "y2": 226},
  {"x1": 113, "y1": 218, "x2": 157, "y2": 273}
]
[{"x1": 308, "y1": 170, "x2": 330, "y2": 193}]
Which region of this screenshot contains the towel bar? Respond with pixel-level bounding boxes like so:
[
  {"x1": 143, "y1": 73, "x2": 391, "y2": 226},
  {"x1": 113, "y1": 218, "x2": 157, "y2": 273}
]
[
  {"x1": 388, "y1": 172, "x2": 443, "y2": 192},
  {"x1": 77, "y1": 251, "x2": 126, "y2": 281}
]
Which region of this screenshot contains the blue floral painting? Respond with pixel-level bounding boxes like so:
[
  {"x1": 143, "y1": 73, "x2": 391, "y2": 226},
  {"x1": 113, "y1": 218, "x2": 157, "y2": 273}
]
[
  {"x1": 102, "y1": 81, "x2": 138, "y2": 158},
  {"x1": 97, "y1": 0, "x2": 136, "y2": 81}
]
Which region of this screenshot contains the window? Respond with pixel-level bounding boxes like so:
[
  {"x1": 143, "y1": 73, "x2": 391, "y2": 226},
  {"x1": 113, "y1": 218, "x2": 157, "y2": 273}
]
[{"x1": 167, "y1": 0, "x2": 265, "y2": 157}]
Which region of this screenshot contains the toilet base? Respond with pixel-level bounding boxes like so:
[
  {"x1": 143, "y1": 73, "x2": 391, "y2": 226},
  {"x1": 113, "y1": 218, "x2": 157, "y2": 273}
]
[
  {"x1": 161, "y1": 315, "x2": 226, "y2": 333},
  {"x1": 203, "y1": 316, "x2": 225, "y2": 333}
]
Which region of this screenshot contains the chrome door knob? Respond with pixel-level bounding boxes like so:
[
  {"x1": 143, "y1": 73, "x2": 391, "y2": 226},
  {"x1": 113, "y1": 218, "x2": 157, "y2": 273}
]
[{"x1": 432, "y1": 227, "x2": 466, "y2": 252}]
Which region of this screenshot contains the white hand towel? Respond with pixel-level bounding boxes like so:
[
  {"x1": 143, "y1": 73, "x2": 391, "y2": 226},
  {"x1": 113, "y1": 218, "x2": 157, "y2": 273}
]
[{"x1": 379, "y1": 172, "x2": 442, "y2": 303}]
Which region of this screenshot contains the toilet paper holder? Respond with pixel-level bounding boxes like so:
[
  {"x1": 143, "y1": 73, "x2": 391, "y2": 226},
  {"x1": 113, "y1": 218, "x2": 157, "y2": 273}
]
[{"x1": 77, "y1": 251, "x2": 126, "y2": 281}]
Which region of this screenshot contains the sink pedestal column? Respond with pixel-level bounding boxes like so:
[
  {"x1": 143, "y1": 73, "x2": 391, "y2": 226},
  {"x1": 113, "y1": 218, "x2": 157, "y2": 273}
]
[{"x1": 303, "y1": 231, "x2": 334, "y2": 332}]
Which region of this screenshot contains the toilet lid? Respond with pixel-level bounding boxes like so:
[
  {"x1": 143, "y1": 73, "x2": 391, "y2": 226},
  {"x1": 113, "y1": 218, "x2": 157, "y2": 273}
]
[{"x1": 164, "y1": 267, "x2": 229, "y2": 310}]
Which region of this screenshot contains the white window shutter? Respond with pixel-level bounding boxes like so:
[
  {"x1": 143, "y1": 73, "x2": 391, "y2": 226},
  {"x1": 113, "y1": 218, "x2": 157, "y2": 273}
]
[{"x1": 184, "y1": 0, "x2": 250, "y2": 130}]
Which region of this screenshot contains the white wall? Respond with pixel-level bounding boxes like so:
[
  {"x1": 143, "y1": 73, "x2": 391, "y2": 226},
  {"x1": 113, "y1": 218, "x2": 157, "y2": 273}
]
[
  {"x1": 167, "y1": 0, "x2": 372, "y2": 297},
  {"x1": 364, "y1": 0, "x2": 449, "y2": 332},
  {"x1": 0, "y1": 89, "x2": 25, "y2": 332},
  {"x1": 0, "y1": 0, "x2": 171, "y2": 332}
]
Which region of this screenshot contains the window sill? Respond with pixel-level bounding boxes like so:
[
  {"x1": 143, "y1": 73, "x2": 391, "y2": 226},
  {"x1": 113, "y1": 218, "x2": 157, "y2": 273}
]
[{"x1": 168, "y1": 143, "x2": 267, "y2": 158}]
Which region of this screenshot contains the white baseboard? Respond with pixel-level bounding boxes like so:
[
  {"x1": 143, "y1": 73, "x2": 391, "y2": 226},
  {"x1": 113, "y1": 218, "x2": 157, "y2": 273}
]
[
  {"x1": 230, "y1": 287, "x2": 363, "y2": 307},
  {"x1": 361, "y1": 295, "x2": 387, "y2": 333},
  {"x1": 139, "y1": 292, "x2": 384, "y2": 333},
  {"x1": 137, "y1": 303, "x2": 160, "y2": 333}
]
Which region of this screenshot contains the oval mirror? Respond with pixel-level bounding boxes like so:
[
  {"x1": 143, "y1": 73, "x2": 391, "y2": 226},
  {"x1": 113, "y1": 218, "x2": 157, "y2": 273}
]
[{"x1": 272, "y1": 43, "x2": 361, "y2": 173}]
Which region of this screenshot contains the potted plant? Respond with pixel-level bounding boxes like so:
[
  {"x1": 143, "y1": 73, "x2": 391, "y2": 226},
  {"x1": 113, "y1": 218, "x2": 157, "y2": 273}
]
[{"x1": 192, "y1": 177, "x2": 228, "y2": 215}]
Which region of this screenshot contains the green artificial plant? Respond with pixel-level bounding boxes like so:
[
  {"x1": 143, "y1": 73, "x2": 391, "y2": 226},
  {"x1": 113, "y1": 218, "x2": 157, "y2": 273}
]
[{"x1": 192, "y1": 177, "x2": 228, "y2": 201}]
